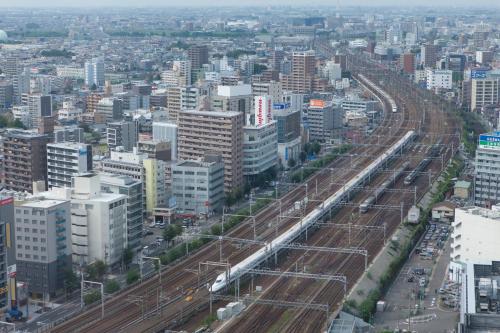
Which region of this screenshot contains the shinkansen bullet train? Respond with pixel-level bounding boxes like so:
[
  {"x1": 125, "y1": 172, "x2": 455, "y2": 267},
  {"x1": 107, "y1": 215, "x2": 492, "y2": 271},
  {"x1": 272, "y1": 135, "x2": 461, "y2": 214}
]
[
  {"x1": 210, "y1": 131, "x2": 416, "y2": 293},
  {"x1": 357, "y1": 74, "x2": 398, "y2": 113},
  {"x1": 359, "y1": 161, "x2": 409, "y2": 214}
]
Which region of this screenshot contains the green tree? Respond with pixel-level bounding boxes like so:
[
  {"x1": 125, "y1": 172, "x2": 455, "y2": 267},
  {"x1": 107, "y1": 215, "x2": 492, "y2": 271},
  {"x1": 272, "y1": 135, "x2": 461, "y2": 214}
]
[
  {"x1": 90, "y1": 83, "x2": 97, "y2": 91},
  {"x1": 87, "y1": 260, "x2": 107, "y2": 281},
  {"x1": 225, "y1": 192, "x2": 235, "y2": 208},
  {"x1": 299, "y1": 151, "x2": 307, "y2": 163},
  {"x1": 122, "y1": 247, "x2": 133, "y2": 269},
  {"x1": 126, "y1": 269, "x2": 140, "y2": 285},
  {"x1": 104, "y1": 279, "x2": 121, "y2": 294},
  {"x1": 311, "y1": 142, "x2": 321, "y2": 155},
  {"x1": 83, "y1": 290, "x2": 101, "y2": 305},
  {"x1": 64, "y1": 269, "x2": 79, "y2": 293},
  {"x1": 303, "y1": 143, "x2": 312, "y2": 155},
  {"x1": 253, "y1": 64, "x2": 268, "y2": 75},
  {"x1": 287, "y1": 158, "x2": 297, "y2": 168},
  {"x1": 163, "y1": 224, "x2": 182, "y2": 245},
  {"x1": 94, "y1": 260, "x2": 107, "y2": 279}
]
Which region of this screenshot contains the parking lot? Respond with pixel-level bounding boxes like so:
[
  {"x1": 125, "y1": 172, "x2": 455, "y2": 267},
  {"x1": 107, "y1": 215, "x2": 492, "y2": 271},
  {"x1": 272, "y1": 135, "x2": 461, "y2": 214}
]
[{"x1": 374, "y1": 222, "x2": 459, "y2": 333}]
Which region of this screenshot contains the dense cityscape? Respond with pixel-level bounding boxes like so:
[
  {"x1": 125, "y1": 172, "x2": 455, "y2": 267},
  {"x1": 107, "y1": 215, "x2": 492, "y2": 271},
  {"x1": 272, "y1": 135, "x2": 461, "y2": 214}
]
[{"x1": 0, "y1": 2, "x2": 498, "y2": 332}]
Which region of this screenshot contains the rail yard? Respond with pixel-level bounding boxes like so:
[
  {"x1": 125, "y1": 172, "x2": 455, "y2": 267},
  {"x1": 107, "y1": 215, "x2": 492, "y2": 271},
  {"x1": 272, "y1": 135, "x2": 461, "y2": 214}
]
[{"x1": 49, "y1": 52, "x2": 460, "y2": 333}]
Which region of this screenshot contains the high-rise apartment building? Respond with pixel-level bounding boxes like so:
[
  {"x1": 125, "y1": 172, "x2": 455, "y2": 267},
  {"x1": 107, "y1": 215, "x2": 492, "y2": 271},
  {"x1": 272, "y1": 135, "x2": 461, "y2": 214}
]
[
  {"x1": 188, "y1": 45, "x2": 209, "y2": 69},
  {"x1": 282, "y1": 51, "x2": 316, "y2": 94},
  {"x1": 100, "y1": 173, "x2": 143, "y2": 251},
  {"x1": 107, "y1": 121, "x2": 138, "y2": 151},
  {"x1": 421, "y1": 43, "x2": 438, "y2": 68},
  {"x1": 95, "y1": 97, "x2": 123, "y2": 123},
  {"x1": 84, "y1": 57, "x2": 105, "y2": 88},
  {"x1": 252, "y1": 81, "x2": 283, "y2": 103},
  {"x1": 212, "y1": 84, "x2": 253, "y2": 115},
  {"x1": 3, "y1": 130, "x2": 49, "y2": 193},
  {"x1": 0, "y1": 81, "x2": 13, "y2": 109},
  {"x1": 28, "y1": 94, "x2": 52, "y2": 129},
  {"x1": 161, "y1": 60, "x2": 191, "y2": 86},
  {"x1": 165, "y1": 86, "x2": 199, "y2": 122},
  {"x1": 178, "y1": 110, "x2": 244, "y2": 192},
  {"x1": 13, "y1": 198, "x2": 72, "y2": 296},
  {"x1": 471, "y1": 78, "x2": 499, "y2": 112},
  {"x1": 47, "y1": 142, "x2": 93, "y2": 188},
  {"x1": 402, "y1": 53, "x2": 415, "y2": 74},
  {"x1": 0, "y1": 195, "x2": 13, "y2": 308},
  {"x1": 307, "y1": 100, "x2": 343, "y2": 141}
]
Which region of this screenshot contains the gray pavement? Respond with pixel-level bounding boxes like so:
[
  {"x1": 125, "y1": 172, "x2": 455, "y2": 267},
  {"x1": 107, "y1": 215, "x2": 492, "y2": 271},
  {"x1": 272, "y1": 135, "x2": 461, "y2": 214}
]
[{"x1": 374, "y1": 222, "x2": 459, "y2": 333}]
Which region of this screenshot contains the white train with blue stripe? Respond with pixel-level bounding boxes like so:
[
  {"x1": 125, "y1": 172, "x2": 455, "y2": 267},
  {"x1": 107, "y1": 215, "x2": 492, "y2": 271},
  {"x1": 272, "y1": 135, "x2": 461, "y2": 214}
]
[
  {"x1": 210, "y1": 131, "x2": 416, "y2": 292},
  {"x1": 357, "y1": 74, "x2": 398, "y2": 113}
]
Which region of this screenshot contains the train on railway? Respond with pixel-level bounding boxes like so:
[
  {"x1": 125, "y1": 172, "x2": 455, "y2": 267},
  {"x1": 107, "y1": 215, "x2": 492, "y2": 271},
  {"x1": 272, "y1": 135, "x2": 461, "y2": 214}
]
[
  {"x1": 357, "y1": 74, "x2": 398, "y2": 113},
  {"x1": 359, "y1": 162, "x2": 409, "y2": 214},
  {"x1": 210, "y1": 130, "x2": 416, "y2": 293},
  {"x1": 403, "y1": 140, "x2": 442, "y2": 186}
]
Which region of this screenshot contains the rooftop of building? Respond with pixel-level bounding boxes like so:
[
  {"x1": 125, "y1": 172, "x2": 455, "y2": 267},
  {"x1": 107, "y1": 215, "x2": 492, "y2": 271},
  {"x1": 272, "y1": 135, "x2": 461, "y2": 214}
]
[
  {"x1": 455, "y1": 180, "x2": 471, "y2": 189},
  {"x1": 5, "y1": 129, "x2": 47, "y2": 139},
  {"x1": 19, "y1": 198, "x2": 68, "y2": 208},
  {"x1": 457, "y1": 205, "x2": 500, "y2": 220},
  {"x1": 47, "y1": 142, "x2": 88, "y2": 149},
  {"x1": 181, "y1": 109, "x2": 241, "y2": 117},
  {"x1": 100, "y1": 173, "x2": 141, "y2": 186}
]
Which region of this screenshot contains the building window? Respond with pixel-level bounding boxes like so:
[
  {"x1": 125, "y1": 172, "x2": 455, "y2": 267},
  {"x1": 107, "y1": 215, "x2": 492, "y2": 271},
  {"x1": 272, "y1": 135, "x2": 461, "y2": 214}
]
[
  {"x1": 41, "y1": 238, "x2": 46, "y2": 243},
  {"x1": 24, "y1": 219, "x2": 29, "y2": 224},
  {"x1": 40, "y1": 230, "x2": 46, "y2": 234},
  {"x1": 25, "y1": 254, "x2": 30, "y2": 259},
  {"x1": 25, "y1": 245, "x2": 30, "y2": 250},
  {"x1": 41, "y1": 256, "x2": 46, "y2": 261},
  {"x1": 32, "y1": 229, "x2": 37, "y2": 234},
  {"x1": 17, "y1": 244, "x2": 22, "y2": 249},
  {"x1": 24, "y1": 236, "x2": 29, "y2": 241},
  {"x1": 24, "y1": 228, "x2": 29, "y2": 232},
  {"x1": 33, "y1": 246, "x2": 38, "y2": 251},
  {"x1": 40, "y1": 220, "x2": 45, "y2": 225},
  {"x1": 17, "y1": 253, "x2": 22, "y2": 258},
  {"x1": 32, "y1": 237, "x2": 37, "y2": 242},
  {"x1": 32, "y1": 220, "x2": 37, "y2": 225},
  {"x1": 41, "y1": 247, "x2": 46, "y2": 252},
  {"x1": 33, "y1": 255, "x2": 38, "y2": 260},
  {"x1": 16, "y1": 227, "x2": 21, "y2": 232}
]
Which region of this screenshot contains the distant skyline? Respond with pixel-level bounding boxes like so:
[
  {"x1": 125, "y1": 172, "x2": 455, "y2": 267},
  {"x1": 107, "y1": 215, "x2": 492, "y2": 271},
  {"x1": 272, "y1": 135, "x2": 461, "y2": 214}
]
[{"x1": 1, "y1": 0, "x2": 499, "y2": 8}]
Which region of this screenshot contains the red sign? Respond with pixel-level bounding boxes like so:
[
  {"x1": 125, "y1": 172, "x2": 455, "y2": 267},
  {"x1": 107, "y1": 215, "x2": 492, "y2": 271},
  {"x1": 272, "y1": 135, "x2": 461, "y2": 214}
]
[
  {"x1": 257, "y1": 97, "x2": 263, "y2": 126},
  {"x1": 0, "y1": 197, "x2": 13, "y2": 207},
  {"x1": 267, "y1": 98, "x2": 272, "y2": 123}
]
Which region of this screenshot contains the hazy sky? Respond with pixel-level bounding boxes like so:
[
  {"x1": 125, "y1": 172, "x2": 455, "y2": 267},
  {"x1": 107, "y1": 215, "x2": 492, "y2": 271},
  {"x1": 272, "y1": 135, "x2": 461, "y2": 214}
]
[{"x1": 1, "y1": 0, "x2": 499, "y2": 7}]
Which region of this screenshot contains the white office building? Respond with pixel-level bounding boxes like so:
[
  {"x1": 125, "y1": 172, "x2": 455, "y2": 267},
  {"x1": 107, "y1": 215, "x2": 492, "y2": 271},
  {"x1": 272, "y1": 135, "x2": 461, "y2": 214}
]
[
  {"x1": 474, "y1": 132, "x2": 500, "y2": 206},
  {"x1": 171, "y1": 155, "x2": 224, "y2": 215},
  {"x1": 426, "y1": 69, "x2": 453, "y2": 90},
  {"x1": 452, "y1": 206, "x2": 500, "y2": 264},
  {"x1": 47, "y1": 142, "x2": 93, "y2": 188},
  {"x1": 84, "y1": 57, "x2": 105, "y2": 88},
  {"x1": 44, "y1": 174, "x2": 127, "y2": 266}
]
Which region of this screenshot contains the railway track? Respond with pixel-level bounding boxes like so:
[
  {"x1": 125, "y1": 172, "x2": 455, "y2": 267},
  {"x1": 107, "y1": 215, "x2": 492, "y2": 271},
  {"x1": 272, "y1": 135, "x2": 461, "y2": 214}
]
[
  {"x1": 49, "y1": 55, "x2": 456, "y2": 332},
  {"x1": 213, "y1": 56, "x2": 459, "y2": 332}
]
